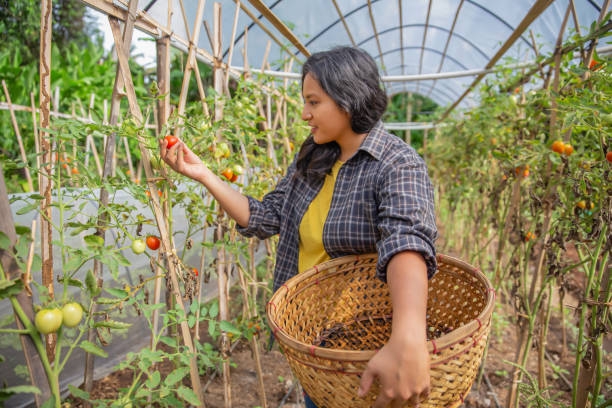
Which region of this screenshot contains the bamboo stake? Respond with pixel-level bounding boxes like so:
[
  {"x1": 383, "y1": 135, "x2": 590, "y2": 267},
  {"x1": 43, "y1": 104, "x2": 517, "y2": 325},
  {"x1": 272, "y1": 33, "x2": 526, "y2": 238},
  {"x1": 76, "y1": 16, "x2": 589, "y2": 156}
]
[
  {"x1": 83, "y1": 1, "x2": 139, "y2": 401},
  {"x1": 210, "y1": 4, "x2": 232, "y2": 407},
  {"x1": 224, "y1": 0, "x2": 241, "y2": 95},
  {"x1": 2, "y1": 81, "x2": 34, "y2": 191},
  {"x1": 39, "y1": 0, "x2": 56, "y2": 363},
  {"x1": 150, "y1": 251, "x2": 163, "y2": 349},
  {"x1": 175, "y1": 0, "x2": 208, "y2": 135},
  {"x1": 108, "y1": 16, "x2": 205, "y2": 407},
  {"x1": 194, "y1": 220, "x2": 209, "y2": 341},
  {"x1": 237, "y1": 257, "x2": 268, "y2": 408}
]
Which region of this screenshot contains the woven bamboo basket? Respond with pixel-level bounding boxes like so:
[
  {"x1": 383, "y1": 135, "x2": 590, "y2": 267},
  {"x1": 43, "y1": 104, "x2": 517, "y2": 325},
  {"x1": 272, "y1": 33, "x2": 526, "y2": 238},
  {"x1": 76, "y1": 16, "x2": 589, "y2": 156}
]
[{"x1": 266, "y1": 253, "x2": 495, "y2": 408}]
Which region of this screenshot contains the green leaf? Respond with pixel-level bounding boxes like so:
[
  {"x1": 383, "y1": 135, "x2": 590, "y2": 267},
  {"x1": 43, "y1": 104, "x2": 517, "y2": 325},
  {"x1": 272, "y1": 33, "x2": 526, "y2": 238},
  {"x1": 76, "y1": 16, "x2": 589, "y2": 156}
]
[
  {"x1": 0, "y1": 279, "x2": 23, "y2": 300},
  {"x1": 40, "y1": 395, "x2": 56, "y2": 408},
  {"x1": 95, "y1": 297, "x2": 122, "y2": 305},
  {"x1": 176, "y1": 385, "x2": 201, "y2": 406},
  {"x1": 0, "y1": 231, "x2": 11, "y2": 250},
  {"x1": 219, "y1": 320, "x2": 241, "y2": 335},
  {"x1": 85, "y1": 270, "x2": 100, "y2": 297},
  {"x1": 16, "y1": 201, "x2": 39, "y2": 215},
  {"x1": 188, "y1": 315, "x2": 196, "y2": 328},
  {"x1": 159, "y1": 336, "x2": 177, "y2": 348},
  {"x1": 209, "y1": 301, "x2": 219, "y2": 318},
  {"x1": 94, "y1": 320, "x2": 131, "y2": 330},
  {"x1": 79, "y1": 340, "x2": 108, "y2": 358},
  {"x1": 1, "y1": 385, "x2": 41, "y2": 396},
  {"x1": 145, "y1": 370, "x2": 161, "y2": 388},
  {"x1": 68, "y1": 384, "x2": 90, "y2": 400},
  {"x1": 164, "y1": 367, "x2": 190, "y2": 386},
  {"x1": 208, "y1": 320, "x2": 216, "y2": 338},
  {"x1": 84, "y1": 234, "x2": 104, "y2": 248},
  {"x1": 105, "y1": 288, "x2": 128, "y2": 298}
]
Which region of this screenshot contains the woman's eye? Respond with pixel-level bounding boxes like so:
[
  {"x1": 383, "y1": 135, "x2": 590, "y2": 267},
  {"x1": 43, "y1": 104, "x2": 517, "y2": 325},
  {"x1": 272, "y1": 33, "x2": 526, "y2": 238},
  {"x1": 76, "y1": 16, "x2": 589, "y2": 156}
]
[{"x1": 310, "y1": 101, "x2": 318, "y2": 106}]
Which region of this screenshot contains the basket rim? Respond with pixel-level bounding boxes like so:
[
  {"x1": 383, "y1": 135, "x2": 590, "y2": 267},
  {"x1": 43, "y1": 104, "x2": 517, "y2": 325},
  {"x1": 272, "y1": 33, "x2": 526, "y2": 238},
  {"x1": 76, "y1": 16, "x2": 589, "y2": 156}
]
[{"x1": 267, "y1": 253, "x2": 495, "y2": 362}]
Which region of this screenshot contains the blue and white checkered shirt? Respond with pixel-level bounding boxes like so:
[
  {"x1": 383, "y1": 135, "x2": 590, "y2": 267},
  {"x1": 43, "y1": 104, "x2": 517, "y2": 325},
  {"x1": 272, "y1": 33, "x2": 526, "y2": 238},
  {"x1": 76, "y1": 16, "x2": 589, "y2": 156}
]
[{"x1": 237, "y1": 121, "x2": 437, "y2": 291}]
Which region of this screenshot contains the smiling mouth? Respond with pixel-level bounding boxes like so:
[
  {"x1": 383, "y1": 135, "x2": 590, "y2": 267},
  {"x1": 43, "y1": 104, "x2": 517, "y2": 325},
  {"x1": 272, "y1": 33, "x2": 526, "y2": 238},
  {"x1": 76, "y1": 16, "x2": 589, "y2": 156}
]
[{"x1": 310, "y1": 126, "x2": 318, "y2": 133}]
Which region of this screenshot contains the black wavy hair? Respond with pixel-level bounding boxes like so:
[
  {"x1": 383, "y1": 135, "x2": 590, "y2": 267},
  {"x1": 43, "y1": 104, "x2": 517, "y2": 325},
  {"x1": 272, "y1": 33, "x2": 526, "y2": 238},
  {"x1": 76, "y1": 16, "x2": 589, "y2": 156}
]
[{"x1": 295, "y1": 46, "x2": 387, "y2": 181}]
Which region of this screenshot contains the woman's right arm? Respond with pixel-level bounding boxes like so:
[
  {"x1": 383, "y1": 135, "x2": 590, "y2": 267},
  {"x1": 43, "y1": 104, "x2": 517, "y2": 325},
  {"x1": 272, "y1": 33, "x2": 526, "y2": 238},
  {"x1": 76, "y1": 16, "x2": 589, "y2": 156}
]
[{"x1": 160, "y1": 139, "x2": 250, "y2": 228}]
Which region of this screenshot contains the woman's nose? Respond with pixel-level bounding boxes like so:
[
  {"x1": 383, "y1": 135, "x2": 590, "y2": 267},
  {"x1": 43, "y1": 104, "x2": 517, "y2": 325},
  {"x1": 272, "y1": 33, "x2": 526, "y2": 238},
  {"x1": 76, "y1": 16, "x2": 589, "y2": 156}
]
[{"x1": 301, "y1": 108, "x2": 311, "y2": 121}]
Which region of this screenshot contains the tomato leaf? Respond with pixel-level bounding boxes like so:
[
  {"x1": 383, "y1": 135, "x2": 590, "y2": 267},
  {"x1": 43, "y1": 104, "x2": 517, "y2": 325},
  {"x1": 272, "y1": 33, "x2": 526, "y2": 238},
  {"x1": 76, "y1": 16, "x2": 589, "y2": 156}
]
[
  {"x1": 0, "y1": 279, "x2": 23, "y2": 300},
  {"x1": 83, "y1": 234, "x2": 104, "y2": 248},
  {"x1": 68, "y1": 384, "x2": 90, "y2": 400},
  {"x1": 209, "y1": 301, "x2": 219, "y2": 318},
  {"x1": 219, "y1": 320, "x2": 241, "y2": 335},
  {"x1": 176, "y1": 385, "x2": 201, "y2": 406},
  {"x1": 159, "y1": 336, "x2": 177, "y2": 348},
  {"x1": 94, "y1": 320, "x2": 131, "y2": 330},
  {"x1": 0, "y1": 231, "x2": 11, "y2": 250},
  {"x1": 146, "y1": 371, "x2": 161, "y2": 388},
  {"x1": 79, "y1": 340, "x2": 108, "y2": 358},
  {"x1": 188, "y1": 315, "x2": 196, "y2": 328},
  {"x1": 85, "y1": 270, "x2": 100, "y2": 297},
  {"x1": 164, "y1": 367, "x2": 190, "y2": 386},
  {"x1": 105, "y1": 288, "x2": 128, "y2": 298}
]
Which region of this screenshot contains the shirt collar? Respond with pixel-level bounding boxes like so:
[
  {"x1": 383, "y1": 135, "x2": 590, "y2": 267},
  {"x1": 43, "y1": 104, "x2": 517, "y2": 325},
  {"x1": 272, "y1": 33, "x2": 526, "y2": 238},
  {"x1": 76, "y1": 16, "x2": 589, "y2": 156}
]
[{"x1": 356, "y1": 120, "x2": 386, "y2": 161}]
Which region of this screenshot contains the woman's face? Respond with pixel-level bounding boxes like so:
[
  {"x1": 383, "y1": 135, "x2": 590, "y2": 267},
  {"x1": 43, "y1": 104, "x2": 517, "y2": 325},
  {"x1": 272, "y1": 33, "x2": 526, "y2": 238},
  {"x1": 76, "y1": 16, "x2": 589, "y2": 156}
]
[{"x1": 301, "y1": 73, "x2": 352, "y2": 144}]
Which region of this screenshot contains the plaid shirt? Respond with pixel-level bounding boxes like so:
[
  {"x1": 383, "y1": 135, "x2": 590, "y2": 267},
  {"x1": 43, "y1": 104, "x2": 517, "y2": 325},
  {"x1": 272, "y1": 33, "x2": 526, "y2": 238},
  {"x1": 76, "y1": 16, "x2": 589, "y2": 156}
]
[{"x1": 237, "y1": 121, "x2": 437, "y2": 291}]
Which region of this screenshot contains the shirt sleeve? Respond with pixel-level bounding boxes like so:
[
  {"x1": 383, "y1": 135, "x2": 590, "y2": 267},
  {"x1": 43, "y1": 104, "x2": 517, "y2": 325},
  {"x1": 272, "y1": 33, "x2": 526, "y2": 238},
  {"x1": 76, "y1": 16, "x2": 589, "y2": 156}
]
[
  {"x1": 375, "y1": 157, "x2": 438, "y2": 281},
  {"x1": 235, "y1": 156, "x2": 297, "y2": 240}
]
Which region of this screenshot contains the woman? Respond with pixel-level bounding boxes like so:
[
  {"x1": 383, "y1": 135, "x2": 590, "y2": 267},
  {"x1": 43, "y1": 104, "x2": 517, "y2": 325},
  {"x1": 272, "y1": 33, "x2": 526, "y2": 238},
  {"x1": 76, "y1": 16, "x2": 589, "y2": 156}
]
[{"x1": 160, "y1": 46, "x2": 437, "y2": 408}]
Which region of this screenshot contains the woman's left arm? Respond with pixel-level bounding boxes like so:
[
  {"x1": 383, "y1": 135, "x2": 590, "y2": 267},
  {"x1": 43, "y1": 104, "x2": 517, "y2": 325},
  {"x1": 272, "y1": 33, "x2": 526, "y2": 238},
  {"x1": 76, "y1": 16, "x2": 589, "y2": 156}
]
[{"x1": 357, "y1": 250, "x2": 430, "y2": 407}]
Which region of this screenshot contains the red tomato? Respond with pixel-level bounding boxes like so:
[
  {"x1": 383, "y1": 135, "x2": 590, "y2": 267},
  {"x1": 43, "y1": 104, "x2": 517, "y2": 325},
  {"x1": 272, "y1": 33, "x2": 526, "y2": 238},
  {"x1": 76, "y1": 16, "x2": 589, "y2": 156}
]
[
  {"x1": 192, "y1": 267, "x2": 198, "y2": 277},
  {"x1": 71, "y1": 168, "x2": 79, "y2": 175},
  {"x1": 146, "y1": 236, "x2": 161, "y2": 250},
  {"x1": 589, "y1": 59, "x2": 601, "y2": 71},
  {"x1": 606, "y1": 151, "x2": 612, "y2": 163},
  {"x1": 221, "y1": 168, "x2": 234, "y2": 181},
  {"x1": 551, "y1": 140, "x2": 565, "y2": 154},
  {"x1": 165, "y1": 135, "x2": 178, "y2": 149},
  {"x1": 563, "y1": 144, "x2": 574, "y2": 156},
  {"x1": 230, "y1": 173, "x2": 238, "y2": 183}
]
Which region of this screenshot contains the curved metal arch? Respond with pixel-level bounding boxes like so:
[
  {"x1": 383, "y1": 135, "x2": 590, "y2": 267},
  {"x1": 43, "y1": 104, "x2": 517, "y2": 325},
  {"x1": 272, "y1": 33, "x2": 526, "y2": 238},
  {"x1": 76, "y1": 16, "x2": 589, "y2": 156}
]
[
  {"x1": 374, "y1": 46, "x2": 470, "y2": 71},
  {"x1": 386, "y1": 86, "x2": 453, "y2": 106},
  {"x1": 357, "y1": 23, "x2": 490, "y2": 61},
  {"x1": 299, "y1": 0, "x2": 533, "y2": 56},
  {"x1": 388, "y1": 83, "x2": 456, "y2": 105},
  {"x1": 221, "y1": 0, "x2": 284, "y2": 60},
  {"x1": 383, "y1": 64, "x2": 464, "y2": 101}
]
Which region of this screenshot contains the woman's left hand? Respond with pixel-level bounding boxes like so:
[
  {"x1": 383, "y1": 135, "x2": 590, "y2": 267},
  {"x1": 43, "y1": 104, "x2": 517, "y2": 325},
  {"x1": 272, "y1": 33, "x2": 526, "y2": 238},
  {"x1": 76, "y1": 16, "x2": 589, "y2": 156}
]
[{"x1": 357, "y1": 334, "x2": 430, "y2": 407}]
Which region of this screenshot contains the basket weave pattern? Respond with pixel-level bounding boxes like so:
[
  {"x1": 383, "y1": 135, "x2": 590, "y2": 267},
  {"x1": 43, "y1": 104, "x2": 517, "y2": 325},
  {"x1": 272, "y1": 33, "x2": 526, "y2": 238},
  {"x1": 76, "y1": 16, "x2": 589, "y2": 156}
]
[{"x1": 267, "y1": 254, "x2": 494, "y2": 408}]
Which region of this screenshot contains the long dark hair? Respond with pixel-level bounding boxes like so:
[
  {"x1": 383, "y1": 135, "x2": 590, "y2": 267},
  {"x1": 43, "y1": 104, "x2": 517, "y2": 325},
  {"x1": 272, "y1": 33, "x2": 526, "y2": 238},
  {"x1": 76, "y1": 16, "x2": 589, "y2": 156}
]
[{"x1": 295, "y1": 47, "x2": 387, "y2": 181}]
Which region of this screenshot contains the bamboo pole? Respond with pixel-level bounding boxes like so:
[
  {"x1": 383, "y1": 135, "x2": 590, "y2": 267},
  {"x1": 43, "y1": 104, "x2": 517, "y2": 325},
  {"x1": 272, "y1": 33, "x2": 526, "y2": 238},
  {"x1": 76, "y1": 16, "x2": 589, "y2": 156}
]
[
  {"x1": 2, "y1": 81, "x2": 34, "y2": 191},
  {"x1": 224, "y1": 0, "x2": 241, "y2": 95},
  {"x1": 39, "y1": 0, "x2": 56, "y2": 363},
  {"x1": 175, "y1": 0, "x2": 208, "y2": 136},
  {"x1": 210, "y1": 4, "x2": 232, "y2": 407},
  {"x1": 108, "y1": 15, "x2": 206, "y2": 407},
  {"x1": 83, "y1": 0, "x2": 139, "y2": 401}
]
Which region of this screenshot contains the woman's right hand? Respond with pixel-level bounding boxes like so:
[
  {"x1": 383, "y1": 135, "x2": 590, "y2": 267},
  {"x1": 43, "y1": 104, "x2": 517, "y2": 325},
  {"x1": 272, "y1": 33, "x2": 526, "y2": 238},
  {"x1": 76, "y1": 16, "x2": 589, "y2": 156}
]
[{"x1": 159, "y1": 138, "x2": 208, "y2": 183}]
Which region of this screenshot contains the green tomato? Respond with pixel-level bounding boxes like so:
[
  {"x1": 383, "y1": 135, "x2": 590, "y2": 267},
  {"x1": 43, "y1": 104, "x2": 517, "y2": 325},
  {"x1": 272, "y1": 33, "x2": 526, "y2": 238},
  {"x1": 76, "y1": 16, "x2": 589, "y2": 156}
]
[
  {"x1": 35, "y1": 309, "x2": 63, "y2": 334},
  {"x1": 131, "y1": 239, "x2": 146, "y2": 254},
  {"x1": 232, "y1": 164, "x2": 244, "y2": 176},
  {"x1": 218, "y1": 142, "x2": 230, "y2": 157},
  {"x1": 62, "y1": 303, "x2": 83, "y2": 327}
]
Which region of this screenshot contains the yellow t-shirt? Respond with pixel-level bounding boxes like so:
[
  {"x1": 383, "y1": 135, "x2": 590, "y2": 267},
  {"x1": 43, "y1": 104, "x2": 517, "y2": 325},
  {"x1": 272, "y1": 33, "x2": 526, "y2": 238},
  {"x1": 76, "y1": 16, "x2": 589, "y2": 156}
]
[{"x1": 298, "y1": 160, "x2": 344, "y2": 273}]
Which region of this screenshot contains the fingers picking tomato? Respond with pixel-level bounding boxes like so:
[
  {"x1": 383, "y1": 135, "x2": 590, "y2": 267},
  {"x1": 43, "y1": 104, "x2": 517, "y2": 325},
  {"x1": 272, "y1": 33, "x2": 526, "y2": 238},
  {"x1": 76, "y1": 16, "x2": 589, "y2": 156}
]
[
  {"x1": 146, "y1": 236, "x2": 161, "y2": 250},
  {"x1": 165, "y1": 135, "x2": 178, "y2": 149}
]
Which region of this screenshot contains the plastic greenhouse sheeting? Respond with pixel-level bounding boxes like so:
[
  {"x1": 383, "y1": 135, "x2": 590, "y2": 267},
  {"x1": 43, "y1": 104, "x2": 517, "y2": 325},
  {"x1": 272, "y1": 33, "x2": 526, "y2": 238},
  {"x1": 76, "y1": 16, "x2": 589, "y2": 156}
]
[
  {"x1": 130, "y1": 0, "x2": 604, "y2": 107},
  {"x1": 1, "y1": 184, "x2": 266, "y2": 407}
]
